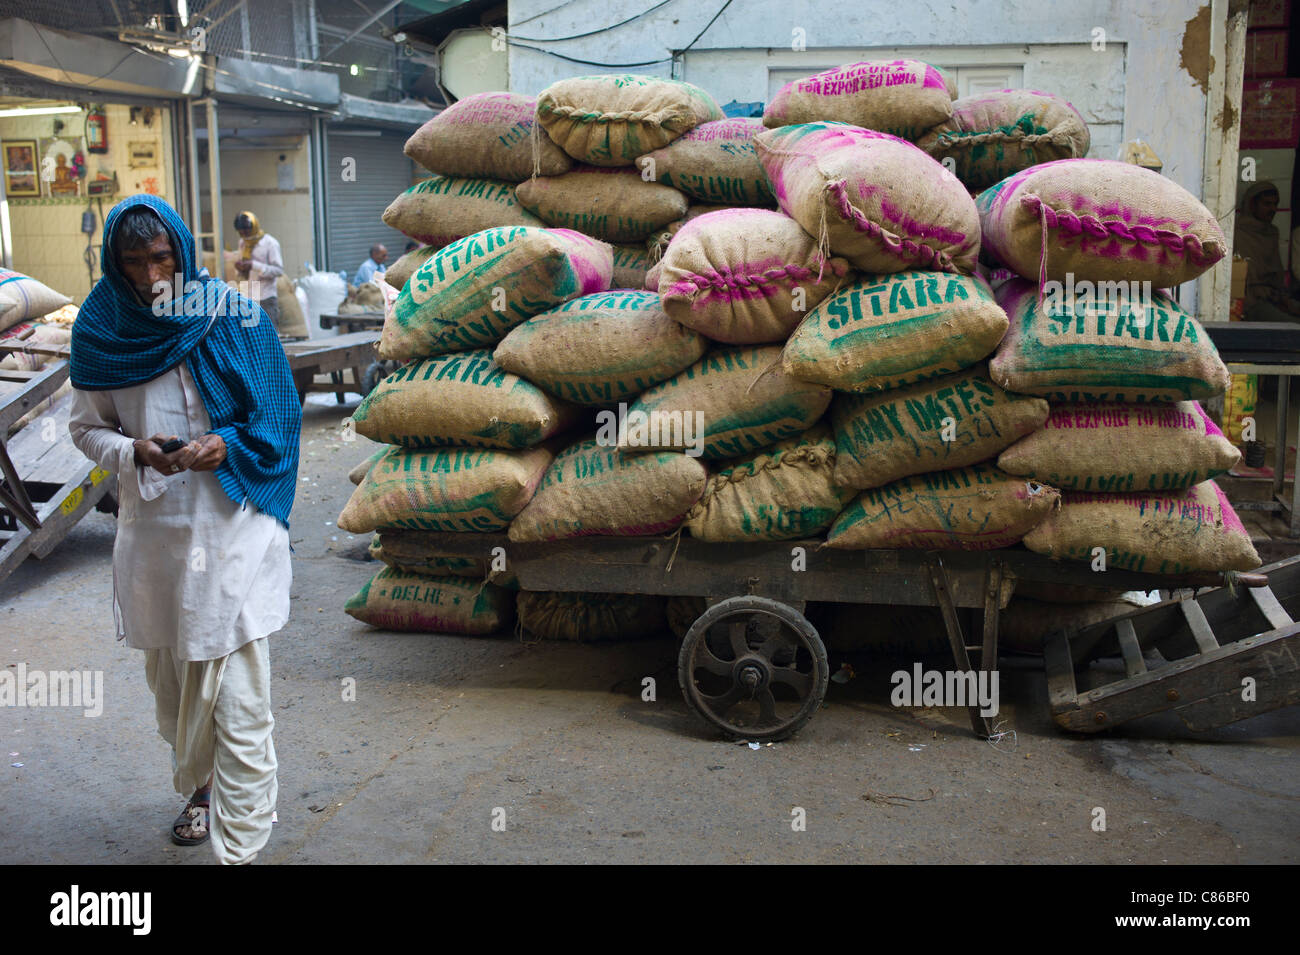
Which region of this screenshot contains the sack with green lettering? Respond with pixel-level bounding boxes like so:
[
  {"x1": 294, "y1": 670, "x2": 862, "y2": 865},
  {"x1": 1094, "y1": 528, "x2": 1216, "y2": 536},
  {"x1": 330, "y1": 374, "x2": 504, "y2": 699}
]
[
  {"x1": 998, "y1": 401, "x2": 1241, "y2": 493},
  {"x1": 916, "y1": 90, "x2": 1091, "y2": 192},
  {"x1": 611, "y1": 244, "x2": 650, "y2": 289},
  {"x1": 536, "y1": 74, "x2": 723, "y2": 167},
  {"x1": 658, "y1": 208, "x2": 853, "y2": 345},
  {"x1": 640, "y1": 118, "x2": 775, "y2": 206},
  {"x1": 383, "y1": 245, "x2": 435, "y2": 292},
  {"x1": 493, "y1": 290, "x2": 707, "y2": 406},
  {"x1": 515, "y1": 166, "x2": 688, "y2": 243},
  {"x1": 989, "y1": 279, "x2": 1231, "y2": 402},
  {"x1": 345, "y1": 568, "x2": 514, "y2": 634},
  {"x1": 763, "y1": 59, "x2": 954, "y2": 141},
  {"x1": 783, "y1": 270, "x2": 1008, "y2": 393},
  {"x1": 380, "y1": 226, "x2": 613, "y2": 360},
  {"x1": 620, "y1": 345, "x2": 832, "y2": 460},
  {"x1": 975, "y1": 159, "x2": 1227, "y2": 287},
  {"x1": 1022, "y1": 481, "x2": 1261, "y2": 574},
  {"x1": 368, "y1": 530, "x2": 519, "y2": 588},
  {"x1": 517, "y1": 591, "x2": 669, "y2": 641},
  {"x1": 404, "y1": 91, "x2": 572, "y2": 181},
  {"x1": 338, "y1": 445, "x2": 552, "y2": 534},
  {"x1": 350, "y1": 350, "x2": 576, "y2": 449},
  {"x1": 832, "y1": 365, "x2": 1049, "y2": 490},
  {"x1": 754, "y1": 123, "x2": 980, "y2": 274},
  {"x1": 826, "y1": 464, "x2": 1060, "y2": 550},
  {"x1": 684, "y1": 424, "x2": 853, "y2": 542},
  {"x1": 381, "y1": 175, "x2": 543, "y2": 249},
  {"x1": 349, "y1": 447, "x2": 387, "y2": 486},
  {"x1": 509, "y1": 437, "x2": 708, "y2": 542}
]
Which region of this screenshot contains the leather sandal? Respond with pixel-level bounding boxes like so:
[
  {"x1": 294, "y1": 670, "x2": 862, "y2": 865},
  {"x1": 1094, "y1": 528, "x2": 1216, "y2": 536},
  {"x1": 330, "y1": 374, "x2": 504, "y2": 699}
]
[{"x1": 171, "y1": 790, "x2": 211, "y2": 846}]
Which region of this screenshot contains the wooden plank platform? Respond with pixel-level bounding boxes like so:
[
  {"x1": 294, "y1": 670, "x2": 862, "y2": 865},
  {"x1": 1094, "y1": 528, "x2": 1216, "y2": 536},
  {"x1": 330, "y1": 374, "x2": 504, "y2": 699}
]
[{"x1": 282, "y1": 331, "x2": 379, "y2": 403}]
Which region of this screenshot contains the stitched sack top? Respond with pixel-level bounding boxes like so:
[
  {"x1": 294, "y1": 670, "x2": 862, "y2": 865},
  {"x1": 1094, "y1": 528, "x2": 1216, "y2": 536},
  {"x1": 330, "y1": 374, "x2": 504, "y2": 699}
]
[
  {"x1": 536, "y1": 74, "x2": 722, "y2": 167},
  {"x1": 976, "y1": 158, "x2": 1226, "y2": 287},
  {"x1": 405, "y1": 91, "x2": 573, "y2": 182},
  {"x1": 916, "y1": 89, "x2": 1091, "y2": 192},
  {"x1": 755, "y1": 121, "x2": 980, "y2": 274}
]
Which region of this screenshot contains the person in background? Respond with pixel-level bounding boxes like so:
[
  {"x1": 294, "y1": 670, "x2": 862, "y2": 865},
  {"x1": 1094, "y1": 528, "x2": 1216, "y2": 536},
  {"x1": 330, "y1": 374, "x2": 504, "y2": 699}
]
[
  {"x1": 403, "y1": 240, "x2": 418, "y2": 254},
  {"x1": 353, "y1": 244, "x2": 388, "y2": 287},
  {"x1": 1235, "y1": 181, "x2": 1300, "y2": 322},
  {"x1": 233, "y1": 211, "x2": 285, "y2": 333},
  {"x1": 69, "y1": 194, "x2": 300, "y2": 864}
]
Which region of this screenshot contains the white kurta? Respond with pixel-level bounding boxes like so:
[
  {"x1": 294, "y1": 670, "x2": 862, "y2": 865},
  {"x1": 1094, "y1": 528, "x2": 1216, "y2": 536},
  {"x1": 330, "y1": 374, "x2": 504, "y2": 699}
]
[{"x1": 68, "y1": 362, "x2": 292, "y2": 662}]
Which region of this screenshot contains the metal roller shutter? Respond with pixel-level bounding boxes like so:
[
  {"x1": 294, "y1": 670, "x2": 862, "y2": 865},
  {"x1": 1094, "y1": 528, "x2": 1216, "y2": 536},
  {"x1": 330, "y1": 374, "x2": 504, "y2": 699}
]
[{"x1": 324, "y1": 128, "x2": 415, "y2": 280}]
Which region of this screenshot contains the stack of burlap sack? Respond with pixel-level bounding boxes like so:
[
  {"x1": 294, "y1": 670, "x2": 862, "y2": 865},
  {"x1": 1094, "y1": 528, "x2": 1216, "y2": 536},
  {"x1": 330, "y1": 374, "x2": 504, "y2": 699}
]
[{"x1": 340, "y1": 62, "x2": 1257, "y2": 640}]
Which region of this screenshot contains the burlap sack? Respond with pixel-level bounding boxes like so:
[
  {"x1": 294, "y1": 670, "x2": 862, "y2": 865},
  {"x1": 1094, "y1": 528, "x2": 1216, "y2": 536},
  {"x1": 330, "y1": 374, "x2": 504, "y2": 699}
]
[
  {"x1": 783, "y1": 270, "x2": 1009, "y2": 393},
  {"x1": 404, "y1": 91, "x2": 572, "y2": 181},
  {"x1": 349, "y1": 447, "x2": 387, "y2": 485},
  {"x1": 976, "y1": 159, "x2": 1227, "y2": 287},
  {"x1": 368, "y1": 529, "x2": 519, "y2": 588},
  {"x1": 833, "y1": 365, "x2": 1049, "y2": 490},
  {"x1": 621, "y1": 345, "x2": 832, "y2": 459},
  {"x1": 1022, "y1": 481, "x2": 1261, "y2": 573},
  {"x1": 645, "y1": 260, "x2": 663, "y2": 290},
  {"x1": 646, "y1": 204, "x2": 735, "y2": 262},
  {"x1": 1000, "y1": 598, "x2": 1143, "y2": 655},
  {"x1": 515, "y1": 166, "x2": 689, "y2": 243},
  {"x1": 274, "y1": 274, "x2": 310, "y2": 337},
  {"x1": 916, "y1": 90, "x2": 1091, "y2": 192},
  {"x1": 382, "y1": 175, "x2": 543, "y2": 249},
  {"x1": 640, "y1": 118, "x2": 775, "y2": 206},
  {"x1": 382, "y1": 226, "x2": 613, "y2": 359},
  {"x1": 517, "y1": 591, "x2": 669, "y2": 641},
  {"x1": 350, "y1": 349, "x2": 576, "y2": 449},
  {"x1": 0, "y1": 269, "x2": 72, "y2": 333},
  {"x1": 998, "y1": 401, "x2": 1241, "y2": 493},
  {"x1": 755, "y1": 122, "x2": 979, "y2": 274},
  {"x1": 611, "y1": 244, "x2": 650, "y2": 289},
  {"x1": 536, "y1": 74, "x2": 723, "y2": 167},
  {"x1": 494, "y1": 290, "x2": 706, "y2": 406},
  {"x1": 383, "y1": 245, "x2": 435, "y2": 292},
  {"x1": 990, "y1": 279, "x2": 1231, "y2": 402},
  {"x1": 658, "y1": 208, "x2": 853, "y2": 344},
  {"x1": 345, "y1": 568, "x2": 514, "y2": 634},
  {"x1": 827, "y1": 463, "x2": 1060, "y2": 550},
  {"x1": 338, "y1": 445, "x2": 552, "y2": 534},
  {"x1": 763, "y1": 59, "x2": 954, "y2": 141},
  {"x1": 509, "y1": 437, "x2": 708, "y2": 541},
  {"x1": 685, "y1": 424, "x2": 853, "y2": 541}
]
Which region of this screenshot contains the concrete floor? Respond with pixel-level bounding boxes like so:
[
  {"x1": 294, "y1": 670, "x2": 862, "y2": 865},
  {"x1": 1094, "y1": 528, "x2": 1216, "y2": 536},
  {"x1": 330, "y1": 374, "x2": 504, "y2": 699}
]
[{"x1": 1, "y1": 394, "x2": 1297, "y2": 865}]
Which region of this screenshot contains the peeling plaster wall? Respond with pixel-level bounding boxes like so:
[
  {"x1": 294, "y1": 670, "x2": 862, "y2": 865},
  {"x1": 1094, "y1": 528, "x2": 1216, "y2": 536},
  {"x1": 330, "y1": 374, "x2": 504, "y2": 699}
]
[{"x1": 509, "y1": 0, "x2": 1214, "y2": 198}]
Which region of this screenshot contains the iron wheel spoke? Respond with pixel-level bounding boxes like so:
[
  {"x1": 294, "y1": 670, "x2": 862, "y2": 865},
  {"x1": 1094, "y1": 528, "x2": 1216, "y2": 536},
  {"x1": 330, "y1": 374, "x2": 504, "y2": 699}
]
[
  {"x1": 770, "y1": 666, "x2": 813, "y2": 698},
  {"x1": 694, "y1": 643, "x2": 733, "y2": 677},
  {"x1": 699, "y1": 684, "x2": 744, "y2": 715},
  {"x1": 727, "y1": 619, "x2": 749, "y2": 659},
  {"x1": 756, "y1": 688, "x2": 778, "y2": 724}
]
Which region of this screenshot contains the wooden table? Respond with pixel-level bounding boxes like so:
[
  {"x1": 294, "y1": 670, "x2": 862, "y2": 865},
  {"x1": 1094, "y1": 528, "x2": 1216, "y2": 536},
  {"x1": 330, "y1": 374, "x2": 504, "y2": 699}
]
[
  {"x1": 281, "y1": 331, "x2": 381, "y2": 403},
  {"x1": 318, "y1": 312, "x2": 384, "y2": 334}
]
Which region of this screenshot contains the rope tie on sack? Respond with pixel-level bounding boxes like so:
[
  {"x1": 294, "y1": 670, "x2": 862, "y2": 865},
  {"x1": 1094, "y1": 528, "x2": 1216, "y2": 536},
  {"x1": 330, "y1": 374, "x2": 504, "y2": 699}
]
[
  {"x1": 539, "y1": 103, "x2": 679, "y2": 126},
  {"x1": 663, "y1": 522, "x2": 685, "y2": 573},
  {"x1": 935, "y1": 128, "x2": 1075, "y2": 149},
  {"x1": 823, "y1": 179, "x2": 962, "y2": 274},
  {"x1": 676, "y1": 263, "x2": 825, "y2": 301},
  {"x1": 1018, "y1": 194, "x2": 1224, "y2": 267},
  {"x1": 743, "y1": 352, "x2": 786, "y2": 397},
  {"x1": 530, "y1": 115, "x2": 542, "y2": 180},
  {"x1": 685, "y1": 442, "x2": 837, "y2": 521}
]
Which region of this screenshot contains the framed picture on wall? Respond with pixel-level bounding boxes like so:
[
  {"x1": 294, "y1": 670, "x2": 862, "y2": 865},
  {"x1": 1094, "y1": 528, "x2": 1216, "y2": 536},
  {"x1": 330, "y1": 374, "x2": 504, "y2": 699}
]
[
  {"x1": 39, "y1": 138, "x2": 83, "y2": 197},
  {"x1": 3, "y1": 140, "x2": 40, "y2": 197}
]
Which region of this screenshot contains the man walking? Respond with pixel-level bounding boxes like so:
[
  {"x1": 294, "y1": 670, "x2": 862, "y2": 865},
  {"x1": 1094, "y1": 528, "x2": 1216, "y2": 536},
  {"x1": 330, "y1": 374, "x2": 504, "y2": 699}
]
[
  {"x1": 233, "y1": 210, "x2": 286, "y2": 334},
  {"x1": 68, "y1": 194, "x2": 300, "y2": 864}
]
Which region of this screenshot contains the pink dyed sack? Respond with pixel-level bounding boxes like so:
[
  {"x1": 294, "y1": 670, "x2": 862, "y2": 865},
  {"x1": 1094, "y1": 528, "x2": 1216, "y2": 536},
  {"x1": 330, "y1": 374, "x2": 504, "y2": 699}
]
[
  {"x1": 658, "y1": 208, "x2": 852, "y2": 344},
  {"x1": 1023, "y1": 481, "x2": 1261, "y2": 574},
  {"x1": 976, "y1": 159, "x2": 1227, "y2": 287},
  {"x1": 754, "y1": 122, "x2": 980, "y2": 274},
  {"x1": 998, "y1": 400, "x2": 1241, "y2": 493},
  {"x1": 404, "y1": 92, "x2": 572, "y2": 181},
  {"x1": 764, "y1": 59, "x2": 954, "y2": 142}
]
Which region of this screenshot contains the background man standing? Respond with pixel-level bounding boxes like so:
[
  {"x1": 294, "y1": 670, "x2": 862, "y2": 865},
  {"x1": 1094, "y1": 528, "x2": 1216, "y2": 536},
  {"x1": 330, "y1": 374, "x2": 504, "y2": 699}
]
[
  {"x1": 233, "y1": 210, "x2": 285, "y2": 333},
  {"x1": 68, "y1": 194, "x2": 300, "y2": 865}
]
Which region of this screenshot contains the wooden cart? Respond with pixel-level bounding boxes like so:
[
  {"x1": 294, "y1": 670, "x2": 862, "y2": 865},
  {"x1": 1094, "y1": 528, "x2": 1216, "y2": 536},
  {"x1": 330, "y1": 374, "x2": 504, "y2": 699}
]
[
  {"x1": 282, "y1": 331, "x2": 381, "y2": 404},
  {"x1": 380, "y1": 530, "x2": 1269, "y2": 742},
  {"x1": 0, "y1": 343, "x2": 117, "y2": 584}
]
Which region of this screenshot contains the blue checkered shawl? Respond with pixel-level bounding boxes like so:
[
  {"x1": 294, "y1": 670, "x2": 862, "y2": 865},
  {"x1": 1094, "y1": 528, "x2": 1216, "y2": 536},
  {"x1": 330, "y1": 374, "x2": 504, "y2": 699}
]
[{"x1": 70, "y1": 194, "x2": 300, "y2": 528}]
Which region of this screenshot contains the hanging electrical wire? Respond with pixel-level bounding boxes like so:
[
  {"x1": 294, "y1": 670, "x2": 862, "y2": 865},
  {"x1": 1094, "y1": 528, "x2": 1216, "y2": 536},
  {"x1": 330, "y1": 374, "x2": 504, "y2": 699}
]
[{"x1": 508, "y1": 0, "x2": 679, "y2": 43}]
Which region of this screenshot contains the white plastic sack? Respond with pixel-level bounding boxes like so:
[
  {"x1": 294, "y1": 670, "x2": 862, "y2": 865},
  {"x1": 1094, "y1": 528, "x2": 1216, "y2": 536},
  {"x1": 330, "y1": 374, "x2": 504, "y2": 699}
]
[{"x1": 296, "y1": 265, "x2": 347, "y2": 339}]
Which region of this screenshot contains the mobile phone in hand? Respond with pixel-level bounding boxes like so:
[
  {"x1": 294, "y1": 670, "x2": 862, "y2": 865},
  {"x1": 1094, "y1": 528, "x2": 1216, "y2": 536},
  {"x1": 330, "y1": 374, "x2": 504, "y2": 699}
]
[{"x1": 158, "y1": 438, "x2": 186, "y2": 454}]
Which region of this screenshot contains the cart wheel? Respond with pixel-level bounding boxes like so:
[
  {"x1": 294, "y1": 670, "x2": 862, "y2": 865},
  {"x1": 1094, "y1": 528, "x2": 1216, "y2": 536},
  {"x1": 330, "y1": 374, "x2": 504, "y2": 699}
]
[
  {"x1": 361, "y1": 361, "x2": 387, "y2": 396},
  {"x1": 677, "y1": 596, "x2": 829, "y2": 742}
]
